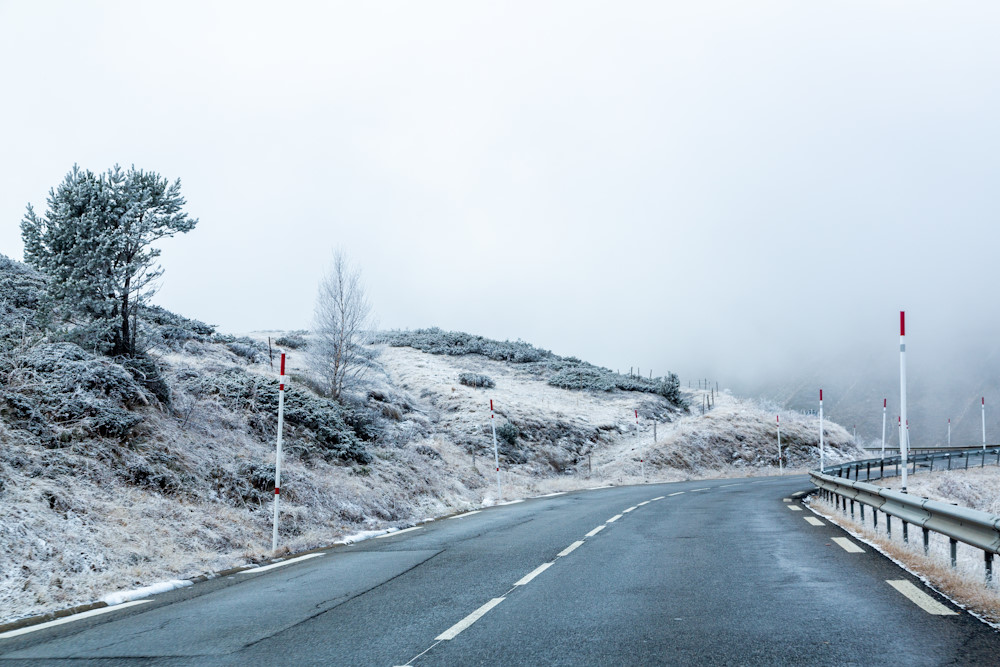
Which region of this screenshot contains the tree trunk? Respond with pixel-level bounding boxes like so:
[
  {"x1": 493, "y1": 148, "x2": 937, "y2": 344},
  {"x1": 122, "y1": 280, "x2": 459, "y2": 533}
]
[{"x1": 120, "y1": 275, "x2": 131, "y2": 356}]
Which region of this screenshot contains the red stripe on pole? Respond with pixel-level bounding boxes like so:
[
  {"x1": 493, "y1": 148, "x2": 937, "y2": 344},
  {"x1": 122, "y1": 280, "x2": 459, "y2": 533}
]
[
  {"x1": 279, "y1": 383, "x2": 284, "y2": 391},
  {"x1": 274, "y1": 487, "x2": 280, "y2": 495},
  {"x1": 490, "y1": 399, "x2": 493, "y2": 411},
  {"x1": 280, "y1": 353, "x2": 285, "y2": 375},
  {"x1": 819, "y1": 389, "x2": 823, "y2": 401},
  {"x1": 883, "y1": 398, "x2": 887, "y2": 408},
  {"x1": 900, "y1": 311, "x2": 905, "y2": 336}
]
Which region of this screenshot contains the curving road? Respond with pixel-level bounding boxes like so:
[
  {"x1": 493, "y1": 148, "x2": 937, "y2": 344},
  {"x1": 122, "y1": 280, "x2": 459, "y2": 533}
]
[{"x1": 2, "y1": 476, "x2": 999, "y2": 665}]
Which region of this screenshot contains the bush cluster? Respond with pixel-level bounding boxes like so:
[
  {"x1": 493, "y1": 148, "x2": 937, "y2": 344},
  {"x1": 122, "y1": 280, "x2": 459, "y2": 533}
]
[
  {"x1": 458, "y1": 372, "x2": 495, "y2": 389},
  {"x1": 380, "y1": 328, "x2": 552, "y2": 363},
  {"x1": 381, "y1": 327, "x2": 686, "y2": 408},
  {"x1": 275, "y1": 333, "x2": 308, "y2": 349},
  {"x1": 180, "y1": 367, "x2": 372, "y2": 464}
]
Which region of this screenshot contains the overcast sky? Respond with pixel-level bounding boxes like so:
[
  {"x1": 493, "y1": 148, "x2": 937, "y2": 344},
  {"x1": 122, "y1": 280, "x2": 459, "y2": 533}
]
[{"x1": 2, "y1": 1, "x2": 999, "y2": 392}]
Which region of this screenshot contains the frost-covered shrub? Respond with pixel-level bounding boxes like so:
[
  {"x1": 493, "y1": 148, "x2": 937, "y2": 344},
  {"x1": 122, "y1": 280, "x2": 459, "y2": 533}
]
[
  {"x1": 497, "y1": 421, "x2": 519, "y2": 447},
  {"x1": 275, "y1": 333, "x2": 307, "y2": 349},
  {"x1": 458, "y1": 372, "x2": 495, "y2": 389},
  {"x1": 226, "y1": 337, "x2": 269, "y2": 364},
  {"x1": 381, "y1": 328, "x2": 552, "y2": 363},
  {"x1": 548, "y1": 367, "x2": 617, "y2": 392},
  {"x1": 181, "y1": 368, "x2": 372, "y2": 464},
  {"x1": 415, "y1": 444, "x2": 442, "y2": 460},
  {"x1": 209, "y1": 460, "x2": 276, "y2": 507},
  {"x1": 141, "y1": 305, "x2": 215, "y2": 336},
  {"x1": 123, "y1": 356, "x2": 170, "y2": 405}
]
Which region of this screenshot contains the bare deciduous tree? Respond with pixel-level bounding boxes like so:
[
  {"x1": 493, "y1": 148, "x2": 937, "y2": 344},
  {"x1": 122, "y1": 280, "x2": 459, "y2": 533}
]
[{"x1": 311, "y1": 251, "x2": 375, "y2": 401}]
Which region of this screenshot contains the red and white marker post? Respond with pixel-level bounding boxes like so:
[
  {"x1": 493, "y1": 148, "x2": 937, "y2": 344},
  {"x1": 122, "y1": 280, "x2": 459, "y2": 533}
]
[
  {"x1": 490, "y1": 400, "x2": 502, "y2": 502},
  {"x1": 881, "y1": 399, "x2": 887, "y2": 459},
  {"x1": 819, "y1": 389, "x2": 825, "y2": 472},
  {"x1": 272, "y1": 353, "x2": 287, "y2": 553},
  {"x1": 982, "y1": 397, "x2": 987, "y2": 451},
  {"x1": 899, "y1": 311, "x2": 908, "y2": 493},
  {"x1": 776, "y1": 415, "x2": 782, "y2": 474},
  {"x1": 635, "y1": 409, "x2": 644, "y2": 480}
]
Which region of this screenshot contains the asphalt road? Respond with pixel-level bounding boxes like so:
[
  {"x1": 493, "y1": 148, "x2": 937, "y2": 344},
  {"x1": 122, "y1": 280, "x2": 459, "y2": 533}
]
[{"x1": 2, "y1": 475, "x2": 999, "y2": 665}]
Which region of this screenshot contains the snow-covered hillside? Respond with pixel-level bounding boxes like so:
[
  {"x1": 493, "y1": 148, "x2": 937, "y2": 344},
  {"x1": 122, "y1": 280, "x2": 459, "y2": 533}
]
[{"x1": 0, "y1": 256, "x2": 862, "y2": 625}]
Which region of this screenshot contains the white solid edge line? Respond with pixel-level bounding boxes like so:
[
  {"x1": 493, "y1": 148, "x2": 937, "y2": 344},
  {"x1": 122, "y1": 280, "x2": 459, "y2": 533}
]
[
  {"x1": 585, "y1": 525, "x2": 606, "y2": 537},
  {"x1": 238, "y1": 553, "x2": 323, "y2": 574},
  {"x1": 804, "y1": 517, "x2": 825, "y2": 526},
  {"x1": 436, "y1": 597, "x2": 506, "y2": 640},
  {"x1": 692, "y1": 488, "x2": 709, "y2": 492},
  {"x1": 0, "y1": 601, "x2": 151, "y2": 640},
  {"x1": 449, "y1": 510, "x2": 482, "y2": 520},
  {"x1": 497, "y1": 499, "x2": 524, "y2": 506},
  {"x1": 668, "y1": 492, "x2": 685, "y2": 496},
  {"x1": 376, "y1": 526, "x2": 422, "y2": 539},
  {"x1": 606, "y1": 514, "x2": 623, "y2": 523},
  {"x1": 831, "y1": 537, "x2": 865, "y2": 553},
  {"x1": 637, "y1": 501, "x2": 650, "y2": 506},
  {"x1": 623, "y1": 506, "x2": 637, "y2": 513},
  {"x1": 557, "y1": 541, "x2": 585, "y2": 557},
  {"x1": 538, "y1": 492, "x2": 566, "y2": 498},
  {"x1": 514, "y1": 562, "x2": 553, "y2": 586},
  {"x1": 887, "y1": 580, "x2": 958, "y2": 615},
  {"x1": 787, "y1": 506, "x2": 802, "y2": 511},
  {"x1": 782, "y1": 498, "x2": 792, "y2": 502}
]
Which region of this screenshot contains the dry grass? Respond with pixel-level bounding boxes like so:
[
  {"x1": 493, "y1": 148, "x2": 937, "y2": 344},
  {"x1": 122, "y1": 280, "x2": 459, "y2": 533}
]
[{"x1": 809, "y1": 496, "x2": 1000, "y2": 627}]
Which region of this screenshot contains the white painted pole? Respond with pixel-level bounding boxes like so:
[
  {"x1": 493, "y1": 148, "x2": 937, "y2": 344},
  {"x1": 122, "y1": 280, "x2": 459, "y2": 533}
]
[
  {"x1": 490, "y1": 399, "x2": 501, "y2": 502},
  {"x1": 982, "y1": 397, "x2": 987, "y2": 451},
  {"x1": 271, "y1": 353, "x2": 286, "y2": 553},
  {"x1": 777, "y1": 415, "x2": 782, "y2": 474},
  {"x1": 636, "y1": 409, "x2": 644, "y2": 480},
  {"x1": 899, "y1": 311, "x2": 908, "y2": 493},
  {"x1": 819, "y1": 389, "x2": 825, "y2": 473},
  {"x1": 881, "y1": 399, "x2": 887, "y2": 459}
]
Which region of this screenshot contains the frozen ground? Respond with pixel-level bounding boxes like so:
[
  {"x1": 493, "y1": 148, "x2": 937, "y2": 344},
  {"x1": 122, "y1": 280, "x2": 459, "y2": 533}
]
[{"x1": 0, "y1": 333, "x2": 860, "y2": 626}]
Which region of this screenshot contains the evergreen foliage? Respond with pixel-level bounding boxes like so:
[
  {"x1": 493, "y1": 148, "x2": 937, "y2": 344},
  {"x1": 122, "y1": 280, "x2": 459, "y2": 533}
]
[{"x1": 21, "y1": 165, "x2": 198, "y2": 356}]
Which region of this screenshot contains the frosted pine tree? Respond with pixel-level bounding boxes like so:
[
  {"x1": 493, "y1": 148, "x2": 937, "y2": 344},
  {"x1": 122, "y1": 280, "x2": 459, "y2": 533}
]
[{"x1": 21, "y1": 165, "x2": 198, "y2": 356}]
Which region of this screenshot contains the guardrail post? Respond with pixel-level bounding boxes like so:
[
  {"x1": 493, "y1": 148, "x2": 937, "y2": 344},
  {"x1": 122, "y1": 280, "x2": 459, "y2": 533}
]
[
  {"x1": 887, "y1": 515, "x2": 892, "y2": 539},
  {"x1": 867, "y1": 461, "x2": 871, "y2": 479},
  {"x1": 929, "y1": 457, "x2": 934, "y2": 472},
  {"x1": 860, "y1": 503, "x2": 865, "y2": 521},
  {"x1": 880, "y1": 460, "x2": 884, "y2": 478},
  {"x1": 950, "y1": 538, "x2": 958, "y2": 567},
  {"x1": 965, "y1": 454, "x2": 970, "y2": 470},
  {"x1": 902, "y1": 520, "x2": 909, "y2": 544},
  {"x1": 922, "y1": 528, "x2": 929, "y2": 555},
  {"x1": 873, "y1": 508, "x2": 878, "y2": 529},
  {"x1": 947, "y1": 455, "x2": 952, "y2": 470},
  {"x1": 985, "y1": 552, "x2": 994, "y2": 585},
  {"x1": 850, "y1": 499, "x2": 855, "y2": 518}
]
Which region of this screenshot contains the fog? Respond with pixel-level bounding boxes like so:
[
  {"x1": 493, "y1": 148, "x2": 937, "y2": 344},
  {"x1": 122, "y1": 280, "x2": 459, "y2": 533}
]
[{"x1": 2, "y1": 2, "x2": 999, "y2": 440}]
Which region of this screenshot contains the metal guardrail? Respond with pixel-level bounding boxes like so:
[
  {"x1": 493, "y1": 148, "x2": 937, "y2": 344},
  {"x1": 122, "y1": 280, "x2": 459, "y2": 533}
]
[
  {"x1": 821, "y1": 446, "x2": 1000, "y2": 484},
  {"x1": 809, "y1": 446, "x2": 1000, "y2": 582}
]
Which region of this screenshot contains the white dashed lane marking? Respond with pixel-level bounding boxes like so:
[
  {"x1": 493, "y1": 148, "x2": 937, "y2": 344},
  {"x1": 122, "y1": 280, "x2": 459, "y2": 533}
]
[
  {"x1": 831, "y1": 537, "x2": 864, "y2": 553},
  {"x1": 558, "y1": 541, "x2": 585, "y2": 557},
  {"x1": 435, "y1": 597, "x2": 507, "y2": 640},
  {"x1": 651, "y1": 496, "x2": 665, "y2": 501},
  {"x1": 514, "y1": 563, "x2": 553, "y2": 586},
  {"x1": 787, "y1": 506, "x2": 802, "y2": 512},
  {"x1": 607, "y1": 514, "x2": 623, "y2": 523},
  {"x1": 637, "y1": 501, "x2": 650, "y2": 506},
  {"x1": 804, "y1": 517, "x2": 824, "y2": 526},
  {"x1": 668, "y1": 492, "x2": 685, "y2": 497},
  {"x1": 887, "y1": 580, "x2": 958, "y2": 615},
  {"x1": 623, "y1": 506, "x2": 637, "y2": 513},
  {"x1": 585, "y1": 525, "x2": 606, "y2": 537}
]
